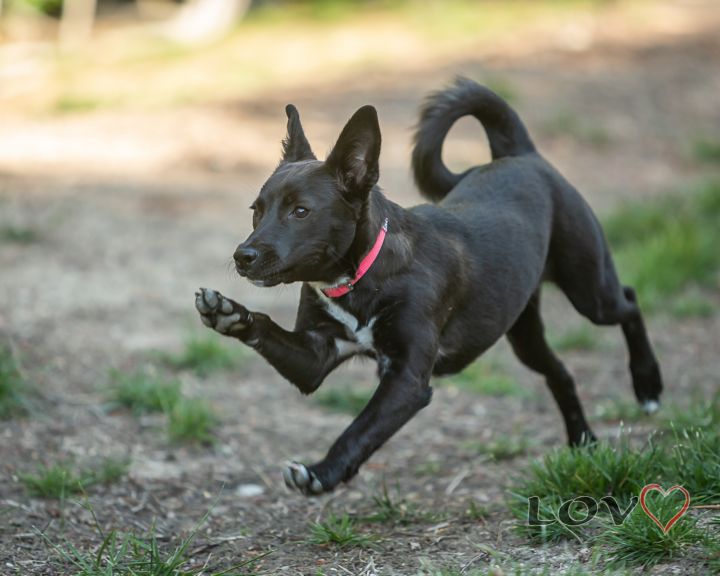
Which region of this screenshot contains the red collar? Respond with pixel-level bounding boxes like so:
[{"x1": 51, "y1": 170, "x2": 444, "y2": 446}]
[{"x1": 322, "y1": 218, "x2": 389, "y2": 298}]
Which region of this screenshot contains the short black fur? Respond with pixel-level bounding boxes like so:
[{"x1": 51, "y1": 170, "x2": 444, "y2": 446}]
[{"x1": 195, "y1": 77, "x2": 663, "y2": 496}]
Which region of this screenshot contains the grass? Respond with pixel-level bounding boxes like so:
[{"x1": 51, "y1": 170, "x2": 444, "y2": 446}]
[
  {"x1": 21, "y1": 464, "x2": 86, "y2": 499},
  {"x1": 314, "y1": 384, "x2": 372, "y2": 415},
  {"x1": 462, "y1": 436, "x2": 528, "y2": 461},
  {"x1": 364, "y1": 483, "x2": 445, "y2": 525},
  {"x1": 166, "y1": 398, "x2": 218, "y2": 444},
  {"x1": 414, "y1": 460, "x2": 442, "y2": 476},
  {"x1": 508, "y1": 438, "x2": 666, "y2": 542},
  {"x1": 53, "y1": 95, "x2": 105, "y2": 114},
  {"x1": 599, "y1": 493, "x2": 702, "y2": 569},
  {"x1": 669, "y1": 290, "x2": 716, "y2": 318},
  {"x1": 509, "y1": 419, "x2": 720, "y2": 566},
  {"x1": 16, "y1": 0, "x2": 630, "y2": 118},
  {"x1": 160, "y1": 334, "x2": 240, "y2": 377},
  {"x1": 109, "y1": 369, "x2": 181, "y2": 414},
  {"x1": 0, "y1": 225, "x2": 39, "y2": 244},
  {"x1": 465, "y1": 500, "x2": 490, "y2": 521},
  {"x1": 109, "y1": 367, "x2": 219, "y2": 444},
  {"x1": 663, "y1": 389, "x2": 720, "y2": 432},
  {"x1": 441, "y1": 361, "x2": 529, "y2": 397},
  {"x1": 482, "y1": 75, "x2": 517, "y2": 104},
  {"x1": 308, "y1": 513, "x2": 379, "y2": 549},
  {"x1": 41, "y1": 501, "x2": 268, "y2": 575},
  {"x1": 662, "y1": 426, "x2": 720, "y2": 504},
  {"x1": 541, "y1": 111, "x2": 612, "y2": 147},
  {"x1": 590, "y1": 399, "x2": 646, "y2": 423},
  {"x1": 549, "y1": 325, "x2": 599, "y2": 352},
  {"x1": 0, "y1": 342, "x2": 28, "y2": 419},
  {"x1": 602, "y1": 181, "x2": 720, "y2": 311},
  {"x1": 692, "y1": 137, "x2": 720, "y2": 164},
  {"x1": 20, "y1": 458, "x2": 129, "y2": 499}
]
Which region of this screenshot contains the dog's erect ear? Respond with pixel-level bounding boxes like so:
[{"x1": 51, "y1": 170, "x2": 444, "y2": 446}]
[
  {"x1": 281, "y1": 104, "x2": 316, "y2": 162},
  {"x1": 326, "y1": 105, "x2": 381, "y2": 196}
]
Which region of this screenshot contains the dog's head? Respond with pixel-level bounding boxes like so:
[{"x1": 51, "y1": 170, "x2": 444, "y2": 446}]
[{"x1": 234, "y1": 104, "x2": 381, "y2": 286}]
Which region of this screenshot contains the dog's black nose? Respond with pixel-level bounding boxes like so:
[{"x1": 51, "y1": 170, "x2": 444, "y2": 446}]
[{"x1": 234, "y1": 246, "x2": 259, "y2": 270}]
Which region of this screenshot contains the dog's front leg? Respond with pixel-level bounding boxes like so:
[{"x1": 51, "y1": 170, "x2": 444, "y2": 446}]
[
  {"x1": 284, "y1": 352, "x2": 435, "y2": 495},
  {"x1": 195, "y1": 288, "x2": 341, "y2": 394}
]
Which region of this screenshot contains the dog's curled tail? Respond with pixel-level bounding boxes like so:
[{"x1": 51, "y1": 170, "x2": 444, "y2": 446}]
[{"x1": 412, "y1": 77, "x2": 536, "y2": 202}]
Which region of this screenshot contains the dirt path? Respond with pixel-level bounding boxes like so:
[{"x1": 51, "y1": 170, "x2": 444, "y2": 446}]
[{"x1": 1, "y1": 3, "x2": 719, "y2": 574}]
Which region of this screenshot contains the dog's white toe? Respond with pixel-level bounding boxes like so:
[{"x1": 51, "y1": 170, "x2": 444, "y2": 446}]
[
  {"x1": 283, "y1": 462, "x2": 324, "y2": 495},
  {"x1": 309, "y1": 477, "x2": 324, "y2": 494},
  {"x1": 642, "y1": 399, "x2": 660, "y2": 415},
  {"x1": 203, "y1": 289, "x2": 219, "y2": 308},
  {"x1": 195, "y1": 292, "x2": 211, "y2": 314}
]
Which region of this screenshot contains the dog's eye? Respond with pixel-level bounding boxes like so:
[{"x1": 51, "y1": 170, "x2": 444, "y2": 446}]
[{"x1": 292, "y1": 207, "x2": 310, "y2": 219}]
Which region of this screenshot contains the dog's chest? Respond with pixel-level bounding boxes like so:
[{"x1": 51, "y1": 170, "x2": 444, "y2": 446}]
[{"x1": 314, "y1": 289, "x2": 376, "y2": 355}]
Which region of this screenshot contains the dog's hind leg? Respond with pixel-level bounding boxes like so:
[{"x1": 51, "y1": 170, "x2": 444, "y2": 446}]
[
  {"x1": 556, "y1": 250, "x2": 663, "y2": 413},
  {"x1": 507, "y1": 292, "x2": 596, "y2": 446}
]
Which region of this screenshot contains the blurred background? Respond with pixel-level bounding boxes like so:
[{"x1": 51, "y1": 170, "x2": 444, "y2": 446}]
[{"x1": 1, "y1": 1, "x2": 719, "y2": 574}]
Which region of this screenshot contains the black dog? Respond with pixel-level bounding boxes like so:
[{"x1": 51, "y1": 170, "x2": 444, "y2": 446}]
[{"x1": 195, "y1": 77, "x2": 662, "y2": 495}]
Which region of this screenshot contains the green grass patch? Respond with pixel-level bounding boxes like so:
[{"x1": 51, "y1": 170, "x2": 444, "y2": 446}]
[
  {"x1": 465, "y1": 500, "x2": 490, "y2": 521},
  {"x1": 541, "y1": 111, "x2": 612, "y2": 147},
  {"x1": 0, "y1": 342, "x2": 28, "y2": 419},
  {"x1": 0, "y1": 225, "x2": 39, "y2": 244},
  {"x1": 160, "y1": 334, "x2": 240, "y2": 377},
  {"x1": 53, "y1": 95, "x2": 105, "y2": 115},
  {"x1": 441, "y1": 361, "x2": 529, "y2": 397},
  {"x1": 670, "y1": 290, "x2": 716, "y2": 318},
  {"x1": 414, "y1": 459, "x2": 442, "y2": 476},
  {"x1": 462, "y1": 436, "x2": 528, "y2": 461},
  {"x1": 482, "y1": 75, "x2": 517, "y2": 104},
  {"x1": 692, "y1": 137, "x2": 720, "y2": 164},
  {"x1": 599, "y1": 492, "x2": 702, "y2": 569},
  {"x1": 549, "y1": 325, "x2": 599, "y2": 351},
  {"x1": 88, "y1": 457, "x2": 130, "y2": 486},
  {"x1": 603, "y1": 181, "x2": 720, "y2": 311},
  {"x1": 166, "y1": 398, "x2": 218, "y2": 444},
  {"x1": 20, "y1": 458, "x2": 128, "y2": 499},
  {"x1": 314, "y1": 384, "x2": 372, "y2": 415},
  {"x1": 512, "y1": 439, "x2": 664, "y2": 510},
  {"x1": 308, "y1": 513, "x2": 379, "y2": 549},
  {"x1": 108, "y1": 369, "x2": 181, "y2": 414},
  {"x1": 509, "y1": 421, "x2": 719, "y2": 567},
  {"x1": 364, "y1": 483, "x2": 445, "y2": 525},
  {"x1": 590, "y1": 399, "x2": 645, "y2": 423},
  {"x1": 663, "y1": 389, "x2": 720, "y2": 432},
  {"x1": 41, "y1": 501, "x2": 268, "y2": 575},
  {"x1": 21, "y1": 464, "x2": 86, "y2": 499},
  {"x1": 662, "y1": 427, "x2": 720, "y2": 505}
]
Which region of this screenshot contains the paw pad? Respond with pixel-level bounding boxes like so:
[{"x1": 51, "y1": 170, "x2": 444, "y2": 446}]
[
  {"x1": 194, "y1": 288, "x2": 250, "y2": 335},
  {"x1": 283, "y1": 462, "x2": 324, "y2": 496}
]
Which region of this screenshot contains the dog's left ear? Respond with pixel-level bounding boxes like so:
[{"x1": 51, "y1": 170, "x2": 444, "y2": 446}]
[
  {"x1": 326, "y1": 105, "x2": 381, "y2": 196},
  {"x1": 281, "y1": 104, "x2": 316, "y2": 162}
]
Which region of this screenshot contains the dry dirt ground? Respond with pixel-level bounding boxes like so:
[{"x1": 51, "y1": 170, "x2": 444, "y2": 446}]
[{"x1": 1, "y1": 2, "x2": 720, "y2": 574}]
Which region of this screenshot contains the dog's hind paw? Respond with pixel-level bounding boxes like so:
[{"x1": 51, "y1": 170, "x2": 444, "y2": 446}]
[
  {"x1": 195, "y1": 288, "x2": 252, "y2": 336},
  {"x1": 283, "y1": 462, "x2": 325, "y2": 496},
  {"x1": 641, "y1": 399, "x2": 660, "y2": 415}
]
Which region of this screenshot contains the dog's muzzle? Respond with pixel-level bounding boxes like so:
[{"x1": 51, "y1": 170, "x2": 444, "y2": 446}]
[{"x1": 234, "y1": 246, "x2": 259, "y2": 275}]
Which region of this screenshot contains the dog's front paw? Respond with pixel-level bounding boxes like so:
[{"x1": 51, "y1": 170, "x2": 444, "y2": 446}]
[
  {"x1": 282, "y1": 462, "x2": 325, "y2": 496},
  {"x1": 195, "y1": 288, "x2": 252, "y2": 336}
]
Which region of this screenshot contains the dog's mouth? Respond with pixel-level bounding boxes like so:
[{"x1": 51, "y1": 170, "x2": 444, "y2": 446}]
[
  {"x1": 236, "y1": 264, "x2": 293, "y2": 287},
  {"x1": 235, "y1": 247, "x2": 336, "y2": 287}
]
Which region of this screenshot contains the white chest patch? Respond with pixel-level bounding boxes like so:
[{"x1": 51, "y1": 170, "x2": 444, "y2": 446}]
[{"x1": 311, "y1": 285, "x2": 376, "y2": 357}]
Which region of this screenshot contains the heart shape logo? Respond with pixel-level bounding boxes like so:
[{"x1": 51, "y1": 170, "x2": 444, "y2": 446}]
[{"x1": 639, "y1": 484, "x2": 690, "y2": 533}]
